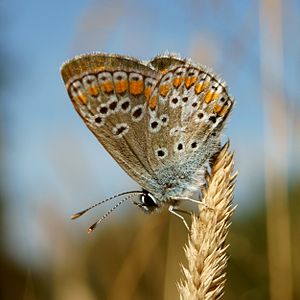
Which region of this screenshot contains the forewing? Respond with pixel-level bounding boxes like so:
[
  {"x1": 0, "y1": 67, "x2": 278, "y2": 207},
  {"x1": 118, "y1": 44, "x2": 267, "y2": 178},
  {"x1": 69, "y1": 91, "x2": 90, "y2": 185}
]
[{"x1": 61, "y1": 53, "x2": 159, "y2": 186}]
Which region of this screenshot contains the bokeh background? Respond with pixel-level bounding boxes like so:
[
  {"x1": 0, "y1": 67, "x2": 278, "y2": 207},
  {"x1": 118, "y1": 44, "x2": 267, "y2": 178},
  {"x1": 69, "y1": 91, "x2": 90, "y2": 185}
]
[{"x1": 1, "y1": 0, "x2": 299, "y2": 299}]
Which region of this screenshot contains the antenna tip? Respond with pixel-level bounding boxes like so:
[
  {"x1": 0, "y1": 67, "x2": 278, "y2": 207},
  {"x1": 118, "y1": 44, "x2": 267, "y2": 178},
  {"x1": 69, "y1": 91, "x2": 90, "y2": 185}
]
[
  {"x1": 70, "y1": 212, "x2": 81, "y2": 220},
  {"x1": 70, "y1": 208, "x2": 89, "y2": 220},
  {"x1": 88, "y1": 222, "x2": 97, "y2": 233}
]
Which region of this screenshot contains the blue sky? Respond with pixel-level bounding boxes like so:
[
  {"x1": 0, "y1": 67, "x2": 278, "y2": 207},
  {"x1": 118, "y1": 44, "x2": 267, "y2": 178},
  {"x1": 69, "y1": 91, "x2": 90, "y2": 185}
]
[{"x1": 1, "y1": 0, "x2": 299, "y2": 264}]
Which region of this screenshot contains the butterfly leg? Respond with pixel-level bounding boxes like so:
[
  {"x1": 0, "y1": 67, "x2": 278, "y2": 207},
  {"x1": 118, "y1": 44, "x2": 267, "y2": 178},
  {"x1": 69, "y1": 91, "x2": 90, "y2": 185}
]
[
  {"x1": 172, "y1": 208, "x2": 193, "y2": 216},
  {"x1": 172, "y1": 196, "x2": 214, "y2": 211},
  {"x1": 168, "y1": 205, "x2": 190, "y2": 230}
]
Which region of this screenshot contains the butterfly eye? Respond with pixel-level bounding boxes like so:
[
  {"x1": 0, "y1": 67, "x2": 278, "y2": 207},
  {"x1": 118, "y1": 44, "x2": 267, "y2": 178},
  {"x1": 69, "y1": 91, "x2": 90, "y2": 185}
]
[
  {"x1": 135, "y1": 191, "x2": 159, "y2": 213},
  {"x1": 141, "y1": 193, "x2": 157, "y2": 206}
]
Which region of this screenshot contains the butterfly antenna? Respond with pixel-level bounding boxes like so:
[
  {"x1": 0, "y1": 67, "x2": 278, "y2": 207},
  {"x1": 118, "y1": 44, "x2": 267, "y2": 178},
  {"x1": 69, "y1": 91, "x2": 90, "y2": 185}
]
[
  {"x1": 70, "y1": 191, "x2": 144, "y2": 220},
  {"x1": 87, "y1": 193, "x2": 139, "y2": 233}
]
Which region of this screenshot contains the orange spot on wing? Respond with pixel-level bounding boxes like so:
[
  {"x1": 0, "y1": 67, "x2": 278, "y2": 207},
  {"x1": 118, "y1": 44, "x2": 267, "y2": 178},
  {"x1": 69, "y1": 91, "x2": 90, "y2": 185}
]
[
  {"x1": 212, "y1": 93, "x2": 220, "y2": 100},
  {"x1": 218, "y1": 101, "x2": 232, "y2": 117},
  {"x1": 185, "y1": 76, "x2": 197, "y2": 89},
  {"x1": 218, "y1": 107, "x2": 228, "y2": 117},
  {"x1": 194, "y1": 81, "x2": 209, "y2": 94},
  {"x1": 159, "y1": 84, "x2": 170, "y2": 97},
  {"x1": 204, "y1": 91, "x2": 214, "y2": 103},
  {"x1": 205, "y1": 91, "x2": 220, "y2": 103},
  {"x1": 214, "y1": 104, "x2": 222, "y2": 113},
  {"x1": 130, "y1": 80, "x2": 144, "y2": 95},
  {"x1": 101, "y1": 81, "x2": 114, "y2": 93},
  {"x1": 87, "y1": 86, "x2": 99, "y2": 96},
  {"x1": 115, "y1": 80, "x2": 127, "y2": 94},
  {"x1": 74, "y1": 93, "x2": 88, "y2": 105},
  {"x1": 149, "y1": 94, "x2": 157, "y2": 110},
  {"x1": 173, "y1": 77, "x2": 183, "y2": 88}
]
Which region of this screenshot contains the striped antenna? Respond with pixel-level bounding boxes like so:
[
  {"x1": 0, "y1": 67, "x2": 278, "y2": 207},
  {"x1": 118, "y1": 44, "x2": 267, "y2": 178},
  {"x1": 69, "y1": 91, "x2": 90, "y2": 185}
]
[
  {"x1": 88, "y1": 192, "x2": 142, "y2": 233},
  {"x1": 70, "y1": 191, "x2": 144, "y2": 220}
]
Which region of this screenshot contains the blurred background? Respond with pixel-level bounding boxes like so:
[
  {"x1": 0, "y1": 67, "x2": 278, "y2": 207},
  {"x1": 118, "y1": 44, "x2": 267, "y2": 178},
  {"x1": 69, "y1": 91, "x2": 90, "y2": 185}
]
[{"x1": 0, "y1": 0, "x2": 299, "y2": 299}]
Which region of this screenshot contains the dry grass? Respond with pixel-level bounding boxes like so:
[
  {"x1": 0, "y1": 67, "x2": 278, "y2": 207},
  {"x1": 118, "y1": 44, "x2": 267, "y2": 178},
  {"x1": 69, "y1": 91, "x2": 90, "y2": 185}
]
[{"x1": 178, "y1": 142, "x2": 237, "y2": 300}]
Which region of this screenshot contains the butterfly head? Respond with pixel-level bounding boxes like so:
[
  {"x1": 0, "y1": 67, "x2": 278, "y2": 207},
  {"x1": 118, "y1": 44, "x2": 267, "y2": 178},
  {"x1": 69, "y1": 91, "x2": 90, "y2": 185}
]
[
  {"x1": 134, "y1": 188, "x2": 183, "y2": 214},
  {"x1": 134, "y1": 189, "x2": 161, "y2": 213}
]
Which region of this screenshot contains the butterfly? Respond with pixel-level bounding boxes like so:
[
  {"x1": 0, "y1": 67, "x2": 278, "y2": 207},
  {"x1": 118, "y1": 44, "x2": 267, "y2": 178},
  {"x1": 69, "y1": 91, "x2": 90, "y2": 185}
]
[{"x1": 61, "y1": 53, "x2": 234, "y2": 231}]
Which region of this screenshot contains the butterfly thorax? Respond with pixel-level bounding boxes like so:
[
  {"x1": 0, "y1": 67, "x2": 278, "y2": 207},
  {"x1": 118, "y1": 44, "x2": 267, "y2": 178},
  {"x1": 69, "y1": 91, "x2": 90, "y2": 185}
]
[{"x1": 145, "y1": 158, "x2": 207, "y2": 204}]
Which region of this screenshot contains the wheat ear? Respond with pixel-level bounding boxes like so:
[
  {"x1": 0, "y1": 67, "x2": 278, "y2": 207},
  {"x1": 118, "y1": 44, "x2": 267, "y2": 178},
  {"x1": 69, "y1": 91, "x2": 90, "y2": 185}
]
[{"x1": 178, "y1": 142, "x2": 237, "y2": 300}]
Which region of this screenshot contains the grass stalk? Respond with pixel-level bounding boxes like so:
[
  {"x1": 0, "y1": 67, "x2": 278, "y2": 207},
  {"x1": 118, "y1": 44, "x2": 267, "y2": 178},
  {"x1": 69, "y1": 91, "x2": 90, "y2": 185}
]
[{"x1": 178, "y1": 142, "x2": 237, "y2": 300}]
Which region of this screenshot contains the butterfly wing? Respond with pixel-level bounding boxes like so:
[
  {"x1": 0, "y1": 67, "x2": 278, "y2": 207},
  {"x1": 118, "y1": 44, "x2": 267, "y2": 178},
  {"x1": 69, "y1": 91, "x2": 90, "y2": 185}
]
[
  {"x1": 144, "y1": 56, "x2": 234, "y2": 178},
  {"x1": 61, "y1": 53, "x2": 160, "y2": 187},
  {"x1": 61, "y1": 53, "x2": 234, "y2": 201},
  {"x1": 148, "y1": 54, "x2": 187, "y2": 72}
]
